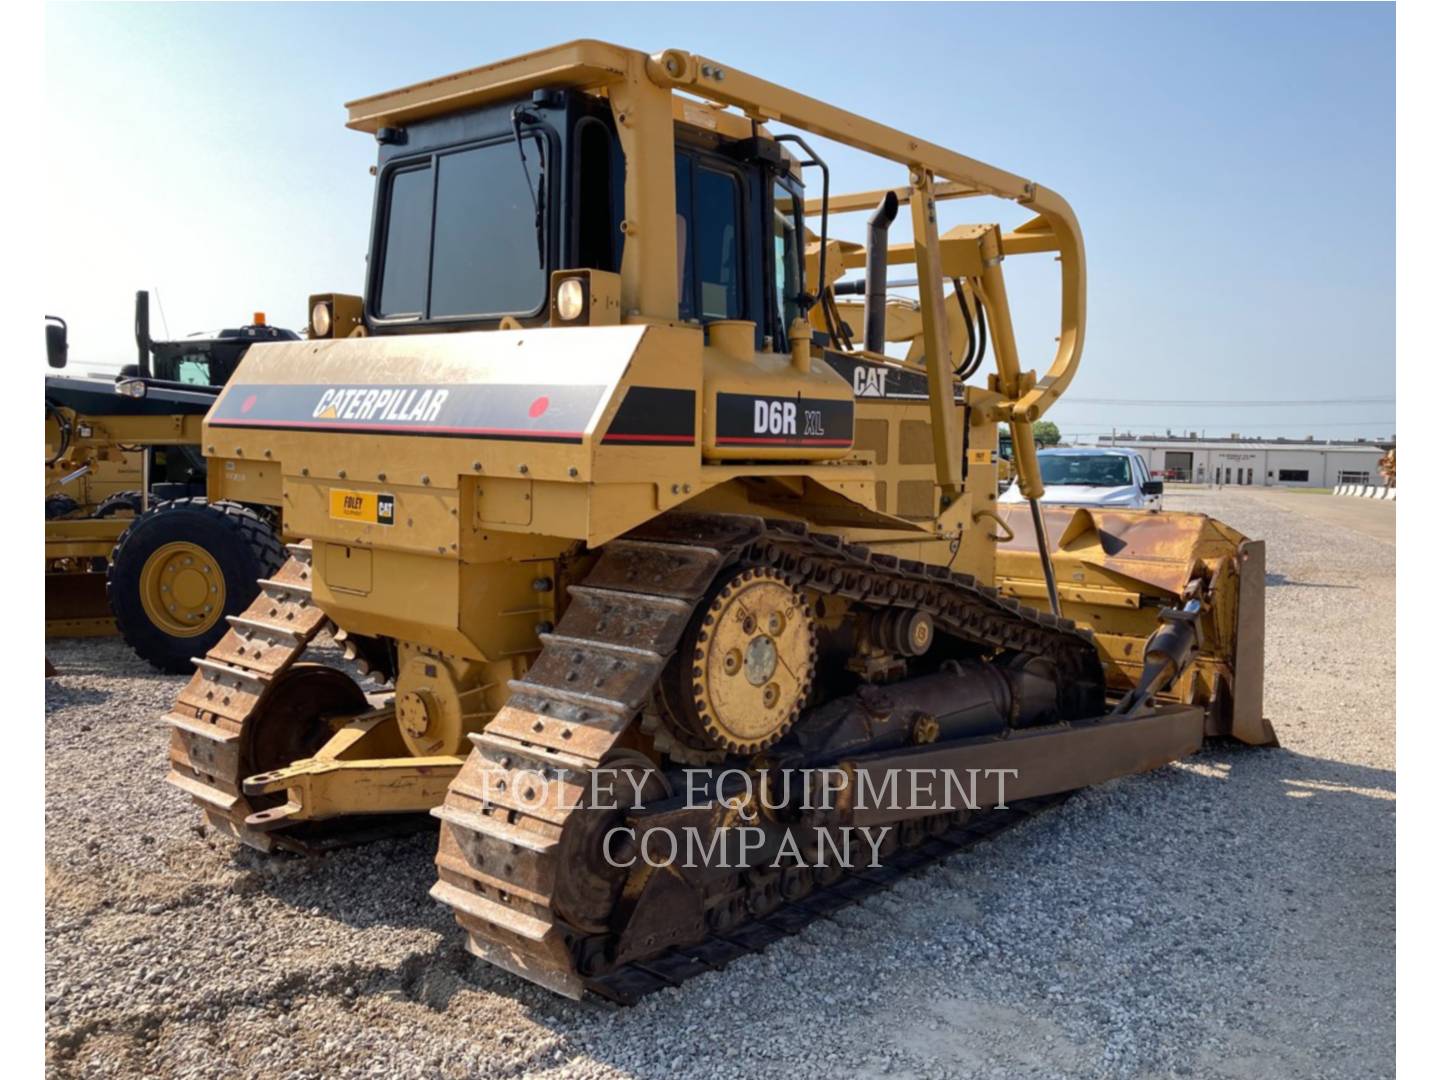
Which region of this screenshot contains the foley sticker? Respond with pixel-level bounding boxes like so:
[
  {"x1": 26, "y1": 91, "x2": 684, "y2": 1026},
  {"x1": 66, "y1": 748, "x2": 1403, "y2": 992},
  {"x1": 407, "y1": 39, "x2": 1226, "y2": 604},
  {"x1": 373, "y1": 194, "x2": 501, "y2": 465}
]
[{"x1": 329, "y1": 489, "x2": 395, "y2": 526}]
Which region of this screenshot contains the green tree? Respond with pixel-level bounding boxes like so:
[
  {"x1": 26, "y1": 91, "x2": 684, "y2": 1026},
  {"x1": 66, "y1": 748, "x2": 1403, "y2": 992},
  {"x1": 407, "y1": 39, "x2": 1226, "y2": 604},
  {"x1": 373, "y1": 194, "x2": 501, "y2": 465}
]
[{"x1": 1032, "y1": 420, "x2": 1061, "y2": 447}]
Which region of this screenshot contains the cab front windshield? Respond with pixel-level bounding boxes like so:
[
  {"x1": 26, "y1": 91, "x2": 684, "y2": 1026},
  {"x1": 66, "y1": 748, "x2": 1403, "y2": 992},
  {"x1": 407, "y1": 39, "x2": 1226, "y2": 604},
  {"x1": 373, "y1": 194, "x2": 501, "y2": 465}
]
[
  {"x1": 375, "y1": 135, "x2": 548, "y2": 321},
  {"x1": 1039, "y1": 454, "x2": 1133, "y2": 487}
]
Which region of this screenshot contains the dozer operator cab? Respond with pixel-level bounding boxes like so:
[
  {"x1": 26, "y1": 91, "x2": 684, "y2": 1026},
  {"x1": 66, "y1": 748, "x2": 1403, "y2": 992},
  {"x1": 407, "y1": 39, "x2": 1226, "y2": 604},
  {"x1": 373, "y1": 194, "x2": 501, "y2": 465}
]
[
  {"x1": 327, "y1": 87, "x2": 807, "y2": 357},
  {"x1": 286, "y1": 43, "x2": 1089, "y2": 524}
]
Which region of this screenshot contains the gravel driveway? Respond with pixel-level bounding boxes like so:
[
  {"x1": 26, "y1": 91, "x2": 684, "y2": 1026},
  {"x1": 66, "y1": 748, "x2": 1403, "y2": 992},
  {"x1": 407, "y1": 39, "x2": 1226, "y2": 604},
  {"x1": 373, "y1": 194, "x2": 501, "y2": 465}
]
[{"x1": 44, "y1": 487, "x2": 1395, "y2": 1079}]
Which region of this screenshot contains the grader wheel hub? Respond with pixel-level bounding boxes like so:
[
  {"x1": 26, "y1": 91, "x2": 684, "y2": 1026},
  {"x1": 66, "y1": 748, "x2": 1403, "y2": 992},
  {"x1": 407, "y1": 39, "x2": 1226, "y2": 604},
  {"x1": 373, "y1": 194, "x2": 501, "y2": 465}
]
[
  {"x1": 690, "y1": 569, "x2": 815, "y2": 753},
  {"x1": 138, "y1": 541, "x2": 225, "y2": 637}
]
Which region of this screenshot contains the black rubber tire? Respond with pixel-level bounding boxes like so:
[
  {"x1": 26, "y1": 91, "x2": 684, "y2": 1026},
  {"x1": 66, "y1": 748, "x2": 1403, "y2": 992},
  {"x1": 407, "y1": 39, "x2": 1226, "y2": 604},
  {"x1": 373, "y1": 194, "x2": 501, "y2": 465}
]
[
  {"x1": 107, "y1": 498, "x2": 286, "y2": 673},
  {"x1": 45, "y1": 494, "x2": 80, "y2": 520},
  {"x1": 92, "y1": 490, "x2": 145, "y2": 518}
]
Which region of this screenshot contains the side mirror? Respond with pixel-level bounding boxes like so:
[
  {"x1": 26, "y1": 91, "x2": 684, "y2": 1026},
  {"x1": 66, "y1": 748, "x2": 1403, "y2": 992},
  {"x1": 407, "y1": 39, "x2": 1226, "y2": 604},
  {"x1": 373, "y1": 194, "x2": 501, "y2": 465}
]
[
  {"x1": 1142, "y1": 479, "x2": 1164, "y2": 496},
  {"x1": 45, "y1": 317, "x2": 68, "y2": 369}
]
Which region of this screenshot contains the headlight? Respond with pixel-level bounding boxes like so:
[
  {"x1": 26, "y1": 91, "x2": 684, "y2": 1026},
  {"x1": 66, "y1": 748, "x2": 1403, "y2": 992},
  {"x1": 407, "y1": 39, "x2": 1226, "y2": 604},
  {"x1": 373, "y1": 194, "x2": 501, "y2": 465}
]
[
  {"x1": 310, "y1": 300, "x2": 333, "y2": 338},
  {"x1": 555, "y1": 278, "x2": 586, "y2": 322},
  {"x1": 115, "y1": 378, "x2": 146, "y2": 398}
]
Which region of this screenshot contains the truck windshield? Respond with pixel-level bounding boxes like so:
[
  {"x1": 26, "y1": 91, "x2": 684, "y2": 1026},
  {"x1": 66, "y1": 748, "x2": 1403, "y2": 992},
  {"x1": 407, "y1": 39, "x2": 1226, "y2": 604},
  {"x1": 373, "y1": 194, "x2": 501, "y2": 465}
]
[
  {"x1": 376, "y1": 135, "x2": 547, "y2": 320},
  {"x1": 1039, "y1": 454, "x2": 1132, "y2": 487}
]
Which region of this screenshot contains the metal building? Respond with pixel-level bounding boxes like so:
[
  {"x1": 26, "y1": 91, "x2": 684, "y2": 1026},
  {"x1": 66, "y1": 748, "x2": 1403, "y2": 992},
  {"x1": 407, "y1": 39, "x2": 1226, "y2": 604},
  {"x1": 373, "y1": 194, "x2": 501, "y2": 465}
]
[{"x1": 1097, "y1": 434, "x2": 1395, "y2": 487}]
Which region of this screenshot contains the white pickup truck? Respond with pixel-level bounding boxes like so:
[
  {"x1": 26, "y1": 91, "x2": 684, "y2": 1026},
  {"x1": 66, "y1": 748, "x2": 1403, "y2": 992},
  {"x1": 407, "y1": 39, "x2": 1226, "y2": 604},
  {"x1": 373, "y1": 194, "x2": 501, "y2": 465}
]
[{"x1": 998, "y1": 447, "x2": 1163, "y2": 510}]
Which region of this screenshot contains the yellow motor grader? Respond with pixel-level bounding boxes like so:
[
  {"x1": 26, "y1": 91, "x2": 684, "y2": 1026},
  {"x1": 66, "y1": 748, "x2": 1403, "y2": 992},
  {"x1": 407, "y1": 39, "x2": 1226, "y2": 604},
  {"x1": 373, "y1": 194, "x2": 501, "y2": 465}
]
[
  {"x1": 165, "y1": 41, "x2": 1271, "y2": 999},
  {"x1": 45, "y1": 296, "x2": 294, "y2": 666}
]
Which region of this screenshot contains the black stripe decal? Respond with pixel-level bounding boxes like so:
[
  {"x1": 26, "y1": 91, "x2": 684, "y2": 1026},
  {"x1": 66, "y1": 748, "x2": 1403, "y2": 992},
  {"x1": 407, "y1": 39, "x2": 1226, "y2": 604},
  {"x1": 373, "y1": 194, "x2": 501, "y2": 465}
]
[{"x1": 602, "y1": 387, "x2": 697, "y2": 445}]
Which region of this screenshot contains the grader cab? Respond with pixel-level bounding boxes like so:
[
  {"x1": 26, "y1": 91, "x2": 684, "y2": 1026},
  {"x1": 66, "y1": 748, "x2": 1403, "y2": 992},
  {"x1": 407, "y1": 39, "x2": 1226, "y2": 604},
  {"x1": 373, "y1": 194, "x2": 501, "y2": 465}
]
[{"x1": 165, "y1": 42, "x2": 1269, "y2": 998}]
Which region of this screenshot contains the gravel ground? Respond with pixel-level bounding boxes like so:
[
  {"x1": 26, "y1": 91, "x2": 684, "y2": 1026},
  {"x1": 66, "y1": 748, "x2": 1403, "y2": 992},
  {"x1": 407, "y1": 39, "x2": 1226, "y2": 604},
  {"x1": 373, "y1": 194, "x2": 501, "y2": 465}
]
[{"x1": 44, "y1": 488, "x2": 1395, "y2": 1079}]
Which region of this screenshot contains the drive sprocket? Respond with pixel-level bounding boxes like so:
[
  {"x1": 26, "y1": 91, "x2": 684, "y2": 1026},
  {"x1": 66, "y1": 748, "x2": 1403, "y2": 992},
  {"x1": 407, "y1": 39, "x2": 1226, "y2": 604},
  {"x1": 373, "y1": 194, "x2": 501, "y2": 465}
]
[{"x1": 679, "y1": 567, "x2": 816, "y2": 754}]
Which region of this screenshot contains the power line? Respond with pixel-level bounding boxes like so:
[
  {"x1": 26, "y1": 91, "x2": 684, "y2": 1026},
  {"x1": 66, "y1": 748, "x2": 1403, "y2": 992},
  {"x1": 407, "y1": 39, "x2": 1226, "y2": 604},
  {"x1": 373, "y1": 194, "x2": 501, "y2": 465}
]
[
  {"x1": 1054, "y1": 419, "x2": 1395, "y2": 432},
  {"x1": 1060, "y1": 396, "x2": 1394, "y2": 407}
]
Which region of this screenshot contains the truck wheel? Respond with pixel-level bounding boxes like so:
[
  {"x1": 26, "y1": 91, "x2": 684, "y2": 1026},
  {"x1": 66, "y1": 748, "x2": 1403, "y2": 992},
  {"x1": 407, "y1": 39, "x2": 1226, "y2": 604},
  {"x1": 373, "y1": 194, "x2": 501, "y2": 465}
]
[{"x1": 108, "y1": 498, "x2": 285, "y2": 673}]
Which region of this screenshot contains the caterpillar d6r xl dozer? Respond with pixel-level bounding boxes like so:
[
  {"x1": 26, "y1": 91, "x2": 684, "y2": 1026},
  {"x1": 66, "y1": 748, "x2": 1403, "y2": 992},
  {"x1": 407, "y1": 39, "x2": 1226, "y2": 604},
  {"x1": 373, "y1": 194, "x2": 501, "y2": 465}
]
[{"x1": 166, "y1": 41, "x2": 1271, "y2": 1000}]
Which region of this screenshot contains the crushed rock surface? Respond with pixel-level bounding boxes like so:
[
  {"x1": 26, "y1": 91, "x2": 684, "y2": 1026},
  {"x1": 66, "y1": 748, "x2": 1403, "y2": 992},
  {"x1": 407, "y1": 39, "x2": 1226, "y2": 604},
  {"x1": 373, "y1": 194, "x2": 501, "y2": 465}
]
[{"x1": 45, "y1": 489, "x2": 1395, "y2": 1078}]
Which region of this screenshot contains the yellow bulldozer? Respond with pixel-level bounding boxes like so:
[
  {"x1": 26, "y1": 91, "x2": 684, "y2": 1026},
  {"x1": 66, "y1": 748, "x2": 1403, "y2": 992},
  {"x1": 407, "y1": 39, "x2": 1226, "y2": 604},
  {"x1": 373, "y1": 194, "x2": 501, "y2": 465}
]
[{"x1": 164, "y1": 41, "x2": 1271, "y2": 999}]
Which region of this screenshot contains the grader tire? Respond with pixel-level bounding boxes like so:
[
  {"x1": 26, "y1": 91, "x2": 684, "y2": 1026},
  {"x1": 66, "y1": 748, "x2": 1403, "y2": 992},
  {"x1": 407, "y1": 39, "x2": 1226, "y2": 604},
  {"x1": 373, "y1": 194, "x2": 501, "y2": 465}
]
[
  {"x1": 108, "y1": 498, "x2": 285, "y2": 673},
  {"x1": 92, "y1": 490, "x2": 145, "y2": 518},
  {"x1": 45, "y1": 494, "x2": 80, "y2": 520}
]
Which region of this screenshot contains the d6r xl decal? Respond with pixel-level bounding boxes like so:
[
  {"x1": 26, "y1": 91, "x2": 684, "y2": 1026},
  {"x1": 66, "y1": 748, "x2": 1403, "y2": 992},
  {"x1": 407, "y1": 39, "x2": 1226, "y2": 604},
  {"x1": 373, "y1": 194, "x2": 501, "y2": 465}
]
[{"x1": 715, "y1": 392, "x2": 854, "y2": 448}]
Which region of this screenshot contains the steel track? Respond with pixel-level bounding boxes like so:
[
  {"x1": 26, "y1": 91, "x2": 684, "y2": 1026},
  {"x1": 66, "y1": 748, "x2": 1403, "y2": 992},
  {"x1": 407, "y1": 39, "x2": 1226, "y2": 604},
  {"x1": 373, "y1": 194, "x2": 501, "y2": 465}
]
[
  {"x1": 584, "y1": 792, "x2": 1071, "y2": 1004},
  {"x1": 433, "y1": 512, "x2": 1105, "y2": 997}
]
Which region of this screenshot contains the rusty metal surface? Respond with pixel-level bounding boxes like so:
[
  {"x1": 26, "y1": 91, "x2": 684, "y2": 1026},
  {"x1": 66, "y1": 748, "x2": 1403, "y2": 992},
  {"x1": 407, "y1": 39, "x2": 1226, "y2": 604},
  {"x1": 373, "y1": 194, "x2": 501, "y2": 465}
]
[
  {"x1": 46, "y1": 571, "x2": 115, "y2": 637},
  {"x1": 995, "y1": 504, "x2": 1247, "y2": 597},
  {"x1": 994, "y1": 504, "x2": 1269, "y2": 743},
  {"x1": 1229, "y1": 539, "x2": 1275, "y2": 746},
  {"x1": 163, "y1": 543, "x2": 395, "y2": 852}
]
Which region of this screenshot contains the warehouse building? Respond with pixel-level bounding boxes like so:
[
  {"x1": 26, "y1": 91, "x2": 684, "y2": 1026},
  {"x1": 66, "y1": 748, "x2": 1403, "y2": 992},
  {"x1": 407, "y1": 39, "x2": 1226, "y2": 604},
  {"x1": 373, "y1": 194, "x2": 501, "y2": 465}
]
[{"x1": 1097, "y1": 434, "x2": 1394, "y2": 487}]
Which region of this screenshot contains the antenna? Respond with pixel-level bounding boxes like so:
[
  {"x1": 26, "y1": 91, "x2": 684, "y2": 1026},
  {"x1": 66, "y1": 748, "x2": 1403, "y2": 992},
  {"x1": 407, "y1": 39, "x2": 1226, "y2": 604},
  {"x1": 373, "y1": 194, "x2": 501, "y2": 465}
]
[{"x1": 152, "y1": 287, "x2": 171, "y2": 340}]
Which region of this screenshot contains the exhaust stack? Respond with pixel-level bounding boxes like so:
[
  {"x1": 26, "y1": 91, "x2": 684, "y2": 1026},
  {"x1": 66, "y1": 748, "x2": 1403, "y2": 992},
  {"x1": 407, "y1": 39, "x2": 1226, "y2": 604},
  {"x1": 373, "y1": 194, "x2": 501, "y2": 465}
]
[
  {"x1": 863, "y1": 191, "x2": 900, "y2": 353},
  {"x1": 134, "y1": 290, "x2": 153, "y2": 377}
]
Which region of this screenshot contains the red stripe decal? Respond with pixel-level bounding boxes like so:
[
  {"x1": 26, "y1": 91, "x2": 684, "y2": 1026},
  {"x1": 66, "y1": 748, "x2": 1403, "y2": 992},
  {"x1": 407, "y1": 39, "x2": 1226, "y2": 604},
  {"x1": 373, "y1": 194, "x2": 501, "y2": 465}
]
[
  {"x1": 211, "y1": 417, "x2": 585, "y2": 438},
  {"x1": 715, "y1": 436, "x2": 853, "y2": 446},
  {"x1": 601, "y1": 433, "x2": 695, "y2": 444}
]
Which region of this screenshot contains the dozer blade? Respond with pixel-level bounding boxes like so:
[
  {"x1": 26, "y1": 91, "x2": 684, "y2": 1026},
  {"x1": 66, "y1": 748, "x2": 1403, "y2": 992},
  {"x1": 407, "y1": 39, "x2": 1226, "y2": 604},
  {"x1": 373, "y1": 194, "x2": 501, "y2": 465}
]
[{"x1": 994, "y1": 505, "x2": 1274, "y2": 746}]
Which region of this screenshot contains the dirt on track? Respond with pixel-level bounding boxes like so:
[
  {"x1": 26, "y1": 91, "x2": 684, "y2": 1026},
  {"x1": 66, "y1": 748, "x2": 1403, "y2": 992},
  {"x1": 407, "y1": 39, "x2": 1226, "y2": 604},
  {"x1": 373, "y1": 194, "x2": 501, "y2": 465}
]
[{"x1": 44, "y1": 488, "x2": 1395, "y2": 1079}]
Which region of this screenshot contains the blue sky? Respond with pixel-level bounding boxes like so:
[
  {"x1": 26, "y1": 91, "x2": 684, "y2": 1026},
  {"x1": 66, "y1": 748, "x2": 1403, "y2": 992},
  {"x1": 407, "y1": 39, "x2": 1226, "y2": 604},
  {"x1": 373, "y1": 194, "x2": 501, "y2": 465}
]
[{"x1": 44, "y1": 2, "x2": 1394, "y2": 441}]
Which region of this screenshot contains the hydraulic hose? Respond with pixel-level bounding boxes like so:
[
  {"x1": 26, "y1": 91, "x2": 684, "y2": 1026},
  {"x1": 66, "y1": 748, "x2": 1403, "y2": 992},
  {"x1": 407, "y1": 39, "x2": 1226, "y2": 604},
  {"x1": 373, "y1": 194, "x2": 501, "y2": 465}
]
[{"x1": 951, "y1": 277, "x2": 976, "y2": 376}]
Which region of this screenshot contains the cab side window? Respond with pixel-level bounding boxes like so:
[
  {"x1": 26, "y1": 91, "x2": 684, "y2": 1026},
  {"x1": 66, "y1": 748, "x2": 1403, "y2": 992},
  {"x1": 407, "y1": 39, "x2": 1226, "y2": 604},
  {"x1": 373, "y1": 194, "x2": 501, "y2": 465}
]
[
  {"x1": 175, "y1": 356, "x2": 211, "y2": 386},
  {"x1": 675, "y1": 153, "x2": 744, "y2": 322}
]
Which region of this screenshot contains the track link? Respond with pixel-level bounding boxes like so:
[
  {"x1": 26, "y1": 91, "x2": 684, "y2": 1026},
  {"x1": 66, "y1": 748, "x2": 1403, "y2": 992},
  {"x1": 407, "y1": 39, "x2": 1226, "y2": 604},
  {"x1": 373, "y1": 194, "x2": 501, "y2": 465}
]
[
  {"x1": 586, "y1": 793, "x2": 1069, "y2": 1004},
  {"x1": 164, "y1": 542, "x2": 341, "y2": 853},
  {"x1": 432, "y1": 513, "x2": 1104, "y2": 997}
]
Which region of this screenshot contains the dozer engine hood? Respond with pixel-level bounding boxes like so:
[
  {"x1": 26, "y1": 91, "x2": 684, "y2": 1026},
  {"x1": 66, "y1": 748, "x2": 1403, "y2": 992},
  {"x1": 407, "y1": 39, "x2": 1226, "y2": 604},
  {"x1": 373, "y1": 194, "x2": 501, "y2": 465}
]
[
  {"x1": 203, "y1": 321, "x2": 856, "y2": 551},
  {"x1": 209, "y1": 327, "x2": 646, "y2": 447}
]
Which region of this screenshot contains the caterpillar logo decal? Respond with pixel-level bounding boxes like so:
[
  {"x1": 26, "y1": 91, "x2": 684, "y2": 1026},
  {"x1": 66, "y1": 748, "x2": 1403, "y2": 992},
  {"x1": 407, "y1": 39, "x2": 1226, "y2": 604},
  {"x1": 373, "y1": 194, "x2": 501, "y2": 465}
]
[
  {"x1": 822, "y1": 352, "x2": 964, "y2": 404},
  {"x1": 329, "y1": 489, "x2": 396, "y2": 526},
  {"x1": 313, "y1": 387, "x2": 449, "y2": 423},
  {"x1": 715, "y1": 392, "x2": 853, "y2": 448},
  {"x1": 210, "y1": 383, "x2": 607, "y2": 443}
]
